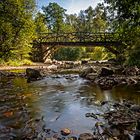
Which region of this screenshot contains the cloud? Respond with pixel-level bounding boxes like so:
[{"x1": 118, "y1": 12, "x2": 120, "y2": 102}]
[
  {"x1": 36, "y1": 0, "x2": 103, "y2": 14},
  {"x1": 66, "y1": 0, "x2": 103, "y2": 14}
]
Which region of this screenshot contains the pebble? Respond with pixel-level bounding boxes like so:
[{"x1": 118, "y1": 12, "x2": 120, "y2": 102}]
[{"x1": 61, "y1": 128, "x2": 71, "y2": 136}]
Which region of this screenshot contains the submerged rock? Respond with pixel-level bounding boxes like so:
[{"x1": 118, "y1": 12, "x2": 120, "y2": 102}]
[
  {"x1": 26, "y1": 68, "x2": 42, "y2": 82},
  {"x1": 61, "y1": 128, "x2": 71, "y2": 136},
  {"x1": 78, "y1": 133, "x2": 97, "y2": 140}
]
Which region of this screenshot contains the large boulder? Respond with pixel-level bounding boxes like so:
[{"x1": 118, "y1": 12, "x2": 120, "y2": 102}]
[
  {"x1": 99, "y1": 67, "x2": 114, "y2": 76},
  {"x1": 26, "y1": 68, "x2": 42, "y2": 82},
  {"x1": 80, "y1": 67, "x2": 96, "y2": 78}
]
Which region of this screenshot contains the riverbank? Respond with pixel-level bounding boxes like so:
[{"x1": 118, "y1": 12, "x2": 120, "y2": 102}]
[
  {"x1": 1, "y1": 61, "x2": 140, "y2": 89},
  {"x1": 0, "y1": 63, "x2": 48, "y2": 71}
]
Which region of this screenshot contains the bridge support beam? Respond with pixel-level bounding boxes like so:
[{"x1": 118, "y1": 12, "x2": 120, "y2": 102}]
[
  {"x1": 42, "y1": 45, "x2": 58, "y2": 61},
  {"x1": 104, "y1": 45, "x2": 120, "y2": 56},
  {"x1": 31, "y1": 43, "x2": 44, "y2": 62}
]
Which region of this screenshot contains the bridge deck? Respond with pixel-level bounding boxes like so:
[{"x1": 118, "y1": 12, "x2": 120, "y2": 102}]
[
  {"x1": 40, "y1": 41, "x2": 122, "y2": 47},
  {"x1": 35, "y1": 32, "x2": 123, "y2": 47}
]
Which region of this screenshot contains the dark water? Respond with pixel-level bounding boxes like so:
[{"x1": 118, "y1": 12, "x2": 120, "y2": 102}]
[{"x1": 0, "y1": 74, "x2": 140, "y2": 137}]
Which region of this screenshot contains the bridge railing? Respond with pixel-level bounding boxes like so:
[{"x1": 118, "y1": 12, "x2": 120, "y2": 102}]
[{"x1": 37, "y1": 32, "x2": 122, "y2": 43}]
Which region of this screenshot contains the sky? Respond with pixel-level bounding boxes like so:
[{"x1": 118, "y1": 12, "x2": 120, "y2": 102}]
[{"x1": 36, "y1": 0, "x2": 103, "y2": 14}]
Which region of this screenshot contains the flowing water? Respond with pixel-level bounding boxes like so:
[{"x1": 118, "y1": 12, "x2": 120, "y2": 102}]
[{"x1": 0, "y1": 74, "x2": 140, "y2": 138}]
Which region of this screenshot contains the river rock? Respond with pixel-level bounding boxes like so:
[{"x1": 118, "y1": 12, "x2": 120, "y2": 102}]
[
  {"x1": 61, "y1": 128, "x2": 71, "y2": 136},
  {"x1": 99, "y1": 67, "x2": 114, "y2": 76},
  {"x1": 123, "y1": 66, "x2": 139, "y2": 76},
  {"x1": 26, "y1": 68, "x2": 42, "y2": 82},
  {"x1": 114, "y1": 67, "x2": 125, "y2": 75},
  {"x1": 130, "y1": 105, "x2": 140, "y2": 112},
  {"x1": 81, "y1": 60, "x2": 88, "y2": 64},
  {"x1": 44, "y1": 59, "x2": 52, "y2": 64},
  {"x1": 80, "y1": 67, "x2": 96, "y2": 78},
  {"x1": 78, "y1": 133, "x2": 97, "y2": 140},
  {"x1": 108, "y1": 58, "x2": 117, "y2": 63},
  {"x1": 0, "y1": 71, "x2": 6, "y2": 77},
  {"x1": 68, "y1": 136, "x2": 77, "y2": 140},
  {"x1": 95, "y1": 77, "x2": 117, "y2": 89},
  {"x1": 47, "y1": 64, "x2": 58, "y2": 71},
  {"x1": 86, "y1": 73, "x2": 97, "y2": 80},
  {"x1": 46, "y1": 138, "x2": 57, "y2": 140}
]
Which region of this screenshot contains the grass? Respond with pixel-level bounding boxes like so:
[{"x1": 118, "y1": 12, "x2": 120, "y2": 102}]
[{"x1": 0, "y1": 59, "x2": 33, "y2": 66}]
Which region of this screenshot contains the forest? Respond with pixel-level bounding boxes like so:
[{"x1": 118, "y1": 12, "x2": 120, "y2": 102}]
[
  {"x1": 0, "y1": 0, "x2": 140, "y2": 66},
  {"x1": 0, "y1": 1, "x2": 140, "y2": 139}
]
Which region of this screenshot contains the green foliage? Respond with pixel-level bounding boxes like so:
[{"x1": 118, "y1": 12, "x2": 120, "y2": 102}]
[
  {"x1": 52, "y1": 47, "x2": 83, "y2": 61},
  {"x1": 0, "y1": 58, "x2": 5, "y2": 65},
  {"x1": 75, "y1": 4, "x2": 108, "y2": 33},
  {"x1": 126, "y1": 36, "x2": 140, "y2": 66},
  {"x1": 83, "y1": 47, "x2": 115, "y2": 60},
  {"x1": 127, "y1": 50, "x2": 140, "y2": 66},
  {"x1": 21, "y1": 59, "x2": 33, "y2": 66},
  {"x1": 42, "y1": 3, "x2": 66, "y2": 33},
  {"x1": 6, "y1": 59, "x2": 33, "y2": 66},
  {"x1": 105, "y1": 0, "x2": 139, "y2": 29},
  {"x1": 6, "y1": 60, "x2": 21, "y2": 66},
  {"x1": 0, "y1": 0, "x2": 36, "y2": 61},
  {"x1": 34, "y1": 12, "x2": 48, "y2": 35},
  {"x1": 104, "y1": 0, "x2": 140, "y2": 65}
]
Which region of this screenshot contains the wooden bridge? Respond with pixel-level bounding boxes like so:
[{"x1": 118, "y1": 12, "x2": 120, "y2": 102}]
[
  {"x1": 35, "y1": 32, "x2": 123, "y2": 47},
  {"x1": 33, "y1": 32, "x2": 125, "y2": 61}
]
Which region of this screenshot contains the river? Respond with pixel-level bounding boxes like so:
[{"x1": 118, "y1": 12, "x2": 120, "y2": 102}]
[{"x1": 0, "y1": 73, "x2": 140, "y2": 139}]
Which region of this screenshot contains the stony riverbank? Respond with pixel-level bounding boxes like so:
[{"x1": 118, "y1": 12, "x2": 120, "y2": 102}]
[
  {"x1": 80, "y1": 65, "x2": 140, "y2": 90},
  {"x1": 1, "y1": 61, "x2": 140, "y2": 89}
]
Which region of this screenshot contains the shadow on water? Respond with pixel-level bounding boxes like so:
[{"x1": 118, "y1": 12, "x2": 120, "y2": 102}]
[{"x1": 0, "y1": 74, "x2": 140, "y2": 138}]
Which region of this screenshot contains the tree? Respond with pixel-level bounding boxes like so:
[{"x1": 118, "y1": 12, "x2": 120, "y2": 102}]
[
  {"x1": 104, "y1": 0, "x2": 140, "y2": 65},
  {"x1": 65, "y1": 14, "x2": 77, "y2": 32},
  {"x1": 42, "y1": 2, "x2": 66, "y2": 33},
  {"x1": 85, "y1": 6, "x2": 95, "y2": 32},
  {"x1": 52, "y1": 47, "x2": 83, "y2": 61},
  {"x1": 104, "y1": 0, "x2": 139, "y2": 29},
  {"x1": 34, "y1": 12, "x2": 48, "y2": 35},
  {"x1": 0, "y1": 0, "x2": 36, "y2": 61},
  {"x1": 92, "y1": 3, "x2": 108, "y2": 32},
  {"x1": 30, "y1": 12, "x2": 48, "y2": 62}
]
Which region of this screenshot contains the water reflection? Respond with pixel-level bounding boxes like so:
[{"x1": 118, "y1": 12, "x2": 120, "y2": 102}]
[{"x1": 0, "y1": 74, "x2": 140, "y2": 137}]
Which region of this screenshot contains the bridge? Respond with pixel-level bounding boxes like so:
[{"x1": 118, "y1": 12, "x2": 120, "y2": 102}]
[
  {"x1": 33, "y1": 32, "x2": 125, "y2": 61},
  {"x1": 36, "y1": 32, "x2": 123, "y2": 47}
]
